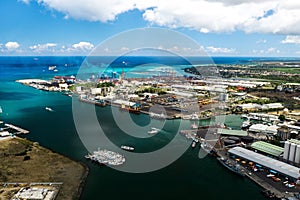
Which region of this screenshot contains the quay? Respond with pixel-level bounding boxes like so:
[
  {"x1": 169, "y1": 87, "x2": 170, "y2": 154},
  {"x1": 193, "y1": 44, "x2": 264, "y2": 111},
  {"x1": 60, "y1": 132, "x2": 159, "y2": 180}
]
[
  {"x1": 4, "y1": 123, "x2": 29, "y2": 134},
  {"x1": 214, "y1": 147, "x2": 300, "y2": 199}
]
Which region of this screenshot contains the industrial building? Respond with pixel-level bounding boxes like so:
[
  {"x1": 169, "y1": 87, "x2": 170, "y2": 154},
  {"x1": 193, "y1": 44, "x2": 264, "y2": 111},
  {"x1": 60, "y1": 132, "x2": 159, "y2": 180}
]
[
  {"x1": 250, "y1": 141, "x2": 284, "y2": 157},
  {"x1": 229, "y1": 147, "x2": 300, "y2": 180},
  {"x1": 216, "y1": 128, "x2": 248, "y2": 137},
  {"x1": 248, "y1": 124, "x2": 279, "y2": 136},
  {"x1": 283, "y1": 139, "x2": 300, "y2": 165}
]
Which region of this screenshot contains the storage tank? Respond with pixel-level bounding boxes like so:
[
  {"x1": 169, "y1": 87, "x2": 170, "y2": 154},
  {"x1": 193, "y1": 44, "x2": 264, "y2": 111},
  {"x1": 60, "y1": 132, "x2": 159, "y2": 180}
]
[
  {"x1": 295, "y1": 145, "x2": 300, "y2": 164},
  {"x1": 283, "y1": 141, "x2": 291, "y2": 160},
  {"x1": 241, "y1": 136, "x2": 254, "y2": 144},
  {"x1": 228, "y1": 136, "x2": 240, "y2": 142},
  {"x1": 224, "y1": 139, "x2": 236, "y2": 146},
  {"x1": 289, "y1": 143, "x2": 296, "y2": 162}
]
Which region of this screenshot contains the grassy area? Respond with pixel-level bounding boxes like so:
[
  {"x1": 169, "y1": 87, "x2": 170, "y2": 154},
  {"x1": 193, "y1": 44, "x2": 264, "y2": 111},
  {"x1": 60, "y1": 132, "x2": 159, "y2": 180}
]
[
  {"x1": 0, "y1": 137, "x2": 88, "y2": 200},
  {"x1": 270, "y1": 67, "x2": 300, "y2": 74}
]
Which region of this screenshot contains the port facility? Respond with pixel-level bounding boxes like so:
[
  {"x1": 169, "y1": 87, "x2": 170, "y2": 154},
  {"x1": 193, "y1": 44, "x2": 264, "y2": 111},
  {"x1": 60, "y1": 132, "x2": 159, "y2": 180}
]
[{"x1": 229, "y1": 147, "x2": 300, "y2": 181}]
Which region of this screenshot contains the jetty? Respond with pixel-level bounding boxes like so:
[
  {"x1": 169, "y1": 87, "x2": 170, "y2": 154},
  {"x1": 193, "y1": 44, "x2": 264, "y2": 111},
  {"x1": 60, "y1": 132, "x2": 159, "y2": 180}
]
[{"x1": 4, "y1": 123, "x2": 29, "y2": 134}]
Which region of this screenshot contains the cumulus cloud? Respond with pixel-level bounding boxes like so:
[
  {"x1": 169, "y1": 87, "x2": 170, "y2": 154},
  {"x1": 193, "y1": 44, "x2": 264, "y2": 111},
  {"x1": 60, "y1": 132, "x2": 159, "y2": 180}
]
[
  {"x1": 206, "y1": 46, "x2": 236, "y2": 54},
  {"x1": 281, "y1": 35, "x2": 300, "y2": 44},
  {"x1": 71, "y1": 41, "x2": 94, "y2": 51},
  {"x1": 120, "y1": 47, "x2": 130, "y2": 52},
  {"x1": 29, "y1": 0, "x2": 300, "y2": 34},
  {"x1": 266, "y1": 47, "x2": 280, "y2": 53},
  {"x1": 29, "y1": 43, "x2": 57, "y2": 53},
  {"x1": 5, "y1": 42, "x2": 20, "y2": 51},
  {"x1": 26, "y1": 42, "x2": 94, "y2": 54},
  {"x1": 36, "y1": 0, "x2": 151, "y2": 22}
]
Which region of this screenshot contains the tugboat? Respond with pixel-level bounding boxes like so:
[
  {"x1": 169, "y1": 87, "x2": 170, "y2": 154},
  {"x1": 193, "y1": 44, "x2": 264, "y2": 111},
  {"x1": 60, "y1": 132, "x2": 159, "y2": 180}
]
[
  {"x1": 96, "y1": 100, "x2": 106, "y2": 107},
  {"x1": 120, "y1": 104, "x2": 140, "y2": 114},
  {"x1": 217, "y1": 157, "x2": 245, "y2": 176},
  {"x1": 191, "y1": 122, "x2": 198, "y2": 129},
  {"x1": 191, "y1": 138, "x2": 199, "y2": 148}
]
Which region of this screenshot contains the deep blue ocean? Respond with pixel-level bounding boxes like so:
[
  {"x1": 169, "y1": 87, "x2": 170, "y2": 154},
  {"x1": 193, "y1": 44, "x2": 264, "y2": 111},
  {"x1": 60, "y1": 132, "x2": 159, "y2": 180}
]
[{"x1": 0, "y1": 56, "x2": 298, "y2": 200}]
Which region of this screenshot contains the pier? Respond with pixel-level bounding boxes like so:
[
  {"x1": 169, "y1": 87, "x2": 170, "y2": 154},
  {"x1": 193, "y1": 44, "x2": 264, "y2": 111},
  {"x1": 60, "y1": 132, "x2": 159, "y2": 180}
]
[
  {"x1": 215, "y1": 147, "x2": 300, "y2": 199},
  {"x1": 4, "y1": 123, "x2": 29, "y2": 134}
]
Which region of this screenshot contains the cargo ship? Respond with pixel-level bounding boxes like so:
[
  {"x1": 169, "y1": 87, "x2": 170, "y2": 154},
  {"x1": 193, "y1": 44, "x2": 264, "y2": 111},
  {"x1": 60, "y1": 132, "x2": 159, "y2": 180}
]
[
  {"x1": 120, "y1": 104, "x2": 140, "y2": 114},
  {"x1": 217, "y1": 157, "x2": 245, "y2": 177}
]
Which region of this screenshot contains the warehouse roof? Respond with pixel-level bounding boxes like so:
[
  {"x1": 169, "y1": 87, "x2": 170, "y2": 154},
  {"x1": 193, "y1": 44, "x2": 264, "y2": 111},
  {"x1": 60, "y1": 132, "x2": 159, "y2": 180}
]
[
  {"x1": 217, "y1": 128, "x2": 248, "y2": 136},
  {"x1": 229, "y1": 147, "x2": 300, "y2": 179},
  {"x1": 288, "y1": 139, "x2": 300, "y2": 145},
  {"x1": 251, "y1": 141, "x2": 284, "y2": 157},
  {"x1": 248, "y1": 124, "x2": 279, "y2": 135}
]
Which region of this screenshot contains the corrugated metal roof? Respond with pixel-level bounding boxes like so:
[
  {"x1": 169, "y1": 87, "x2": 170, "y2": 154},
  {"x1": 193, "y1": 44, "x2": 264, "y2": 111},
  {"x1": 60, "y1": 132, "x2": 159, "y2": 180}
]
[
  {"x1": 229, "y1": 147, "x2": 300, "y2": 179},
  {"x1": 217, "y1": 128, "x2": 248, "y2": 136},
  {"x1": 251, "y1": 141, "x2": 284, "y2": 157},
  {"x1": 289, "y1": 139, "x2": 300, "y2": 145}
]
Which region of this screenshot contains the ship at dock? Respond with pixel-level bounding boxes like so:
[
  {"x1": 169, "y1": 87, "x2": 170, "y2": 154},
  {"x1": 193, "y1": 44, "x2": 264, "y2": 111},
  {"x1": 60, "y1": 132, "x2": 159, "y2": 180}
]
[
  {"x1": 120, "y1": 104, "x2": 140, "y2": 114},
  {"x1": 85, "y1": 148, "x2": 125, "y2": 166},
  {"x1": 217, "y1": 157, "x2": 245, "y2": 177},
  {"x1": 79, "y1": 97, "x2": 107, "y2": 107}
]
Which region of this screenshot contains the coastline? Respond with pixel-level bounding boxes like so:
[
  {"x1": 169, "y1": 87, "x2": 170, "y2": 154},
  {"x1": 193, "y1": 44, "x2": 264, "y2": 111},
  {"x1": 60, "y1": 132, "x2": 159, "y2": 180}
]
[{"x1": 0, "y1": 136, "x2": 89, "y2": 200}]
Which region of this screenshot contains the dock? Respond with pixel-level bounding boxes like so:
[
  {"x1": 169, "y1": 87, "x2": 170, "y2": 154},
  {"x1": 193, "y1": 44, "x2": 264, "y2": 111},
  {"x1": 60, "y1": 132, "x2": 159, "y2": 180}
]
[
  {"x1": 4, "y1": 123, "x2": 29, "y2": 134},
  {"x1": 215, "y1": 148, "x2": 299, "y2": 199}
]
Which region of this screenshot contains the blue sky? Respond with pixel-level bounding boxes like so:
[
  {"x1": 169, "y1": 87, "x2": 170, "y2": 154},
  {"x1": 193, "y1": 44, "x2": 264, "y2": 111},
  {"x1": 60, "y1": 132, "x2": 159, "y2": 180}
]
[{"x1": 1, "y1": 0, "x2": 300, "y2": 56}]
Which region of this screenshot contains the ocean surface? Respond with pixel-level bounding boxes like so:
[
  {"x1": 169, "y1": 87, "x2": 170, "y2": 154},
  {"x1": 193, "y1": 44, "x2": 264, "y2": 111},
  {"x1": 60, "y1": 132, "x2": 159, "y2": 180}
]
[{"x1": 1, "y1": 56, "x2": 298, "y2": 200}]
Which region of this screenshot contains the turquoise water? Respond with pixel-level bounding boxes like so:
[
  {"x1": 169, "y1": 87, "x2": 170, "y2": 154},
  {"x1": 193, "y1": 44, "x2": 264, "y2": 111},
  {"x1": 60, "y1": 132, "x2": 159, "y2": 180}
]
[{"x1": 0, "y1": 56, "x2": 269, "y2": 200}]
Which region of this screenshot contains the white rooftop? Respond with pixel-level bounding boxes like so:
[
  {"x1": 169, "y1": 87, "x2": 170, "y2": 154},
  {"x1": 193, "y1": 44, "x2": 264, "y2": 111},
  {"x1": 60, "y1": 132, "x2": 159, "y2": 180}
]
[
  {"x1": 229, "y1": 147, "x2": 300, "y2": 179},
  {"x1": 113, "y1": 99, "x2": 136, "y2": 106},
  {"x1": 248, "y1": 124, "x2": 279, "y2": 134}
]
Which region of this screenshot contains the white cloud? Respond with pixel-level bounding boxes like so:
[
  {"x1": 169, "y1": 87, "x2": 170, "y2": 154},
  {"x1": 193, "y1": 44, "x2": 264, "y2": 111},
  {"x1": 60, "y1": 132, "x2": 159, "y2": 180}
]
[
  {"x1": 120, "y1": 47, "x2": 130, "y2": 52},
  {"x1": 71, "y1": 41, "x2": 94, "y2": 51},
  {"x1": 5, "y1": 42, "x2": 20, "y2": 51},
  {"x1": 31, "y1": 0, "x2": 300, "y2": 34},
  {"x1": 252, "y1": 47, "x2": 280, "y2": 54},
  {"x1": 206, "y1": 46, "x2": 236, "y2": 54},
  {"x1": 29, "y1": 43, "x2": 57, "y2": 53},
  {"x1": 281, "y1": 35, "x2": 300, "y2": 44},
  {"x1": 18, "y1": 0, "x2": 30, "y2": 4},
  {"x1": 266, "y1": 47, "x2": 280, "y2": 53},
  {"x1": 36, "y1": 0, "x2": 151, "y2": 22}
]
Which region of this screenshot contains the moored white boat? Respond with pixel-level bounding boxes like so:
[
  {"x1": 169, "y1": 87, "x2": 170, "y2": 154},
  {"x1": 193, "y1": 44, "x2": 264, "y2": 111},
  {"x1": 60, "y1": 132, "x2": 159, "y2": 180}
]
[
  {"x1": 121, "y1": 145, "x2": 135, "y2": 151},
  {"x1": 148, "y1": 127, "x2": 160, "y2": 134}
]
